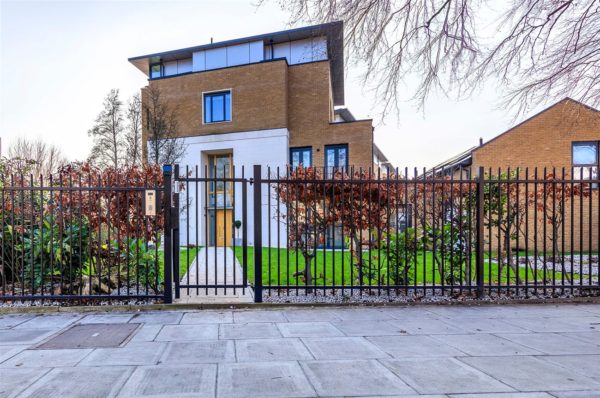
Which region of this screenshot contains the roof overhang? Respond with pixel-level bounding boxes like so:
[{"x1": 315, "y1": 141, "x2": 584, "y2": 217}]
[{"x1": 129, "y1": 21, "x2": 345, "y2": 105}]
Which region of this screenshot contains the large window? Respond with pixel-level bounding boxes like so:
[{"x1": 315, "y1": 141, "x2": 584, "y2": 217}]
[
  {"x1": 325, "y1": 144, "x2": 348, "y2": 175},
  {"x1": 204, "y1": 91, "x2": 231, "y2": 123},
  {"x1": 572, "y1": 141, "x2": 599, "y2": 186},
  {"x1": 290, "y1": 147, "x2": 312, "y2": 168}
]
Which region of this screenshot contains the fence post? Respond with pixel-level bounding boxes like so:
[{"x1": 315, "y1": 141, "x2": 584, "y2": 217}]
[
  {"x1": 253, "y1": 165, "x2": 263, "y2": 303},
  {"x1": 475, "y1": 166, "x2": 485, "y2": 298},
  {"x1": 163, "y1": 165, "x2": 173, "y2": 304},
  {"x1": 172, "y1": 191, "x2": 180, "y2": 299}
]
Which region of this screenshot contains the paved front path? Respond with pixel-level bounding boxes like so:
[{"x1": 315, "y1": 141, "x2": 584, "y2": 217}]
[
  {"x1": 176, "y1": 247, "x2": 252, "y2": 304},
  {"x1": 1, "y1": 304, "x2": 600, "y2": 397}
]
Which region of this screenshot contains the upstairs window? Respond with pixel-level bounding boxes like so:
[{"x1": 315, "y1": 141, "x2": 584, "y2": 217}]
[
  {"x1": 325, "y1": 144, "x2": 348, "y2": 176},
  {"x1": 204, "y1": 91, "x2": 231, "y2": 123},
  {"x1": 572, "y1": 141, "x2": 599, "y2": 186},
  {"x1": 290, "y1": 147, "x2": 312, "y2": 169},
  {"x1": 150, "y1": 63, "x2": 163, "y2": 79}
]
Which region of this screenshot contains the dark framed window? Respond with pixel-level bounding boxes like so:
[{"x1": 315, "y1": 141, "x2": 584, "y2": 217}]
[
  {"x1": 204, "y1": 91, "x2": 231, "y2": 123},
  {"x1": 290, "y1": 147, "x2": 312, "y2": 168},
  {"x1": 150, "y1": 63, "x2": 163, "y2": 79},
  {"x1": 572, "y1": 141, "x2": 599, "y2": 187},
  {"x1": 325, "y1": 144, "x2": 348, "y2": 176}
]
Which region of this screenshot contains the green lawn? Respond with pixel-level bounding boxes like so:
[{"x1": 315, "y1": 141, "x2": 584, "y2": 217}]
[
  {"x1": 234, "y1": 246, "x2": 580, "y2": 287},
  {"x1": 158, "y1": 247, "x2": 199, "y2": 280}
]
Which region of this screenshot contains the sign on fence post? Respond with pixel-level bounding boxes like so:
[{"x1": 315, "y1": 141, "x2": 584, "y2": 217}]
[{"x1": 145, "y1": 190, "x2": 156, "y2": 216}]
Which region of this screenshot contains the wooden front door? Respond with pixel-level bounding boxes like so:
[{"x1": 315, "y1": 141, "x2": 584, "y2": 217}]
[
  {"x1": 208, "y1": 153, "x2": 233, "y2": 247},
  {"x1": 215, "y1": 209, "x2": 233, "y2": 247}
]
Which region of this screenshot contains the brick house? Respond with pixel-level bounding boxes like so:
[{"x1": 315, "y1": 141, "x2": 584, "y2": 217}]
[
  {"x1": 129, "y1": 22, "x2": 389, "y2": 246},
  {"x1": 433, "y1": 98, "x2": 599, "y2": 251}
]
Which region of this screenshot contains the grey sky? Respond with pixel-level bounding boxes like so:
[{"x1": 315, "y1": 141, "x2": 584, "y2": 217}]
[{"x1": 1, "y1": 0, "x2": 539, "y2": 168}]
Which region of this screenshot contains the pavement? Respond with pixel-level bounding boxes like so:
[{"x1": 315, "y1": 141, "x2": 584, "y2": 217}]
[
  {"x1": 0, "y1": 303, "x2": 599, "y2": 397},
  {"x1": 176, "y1": 247, "x2": 253, "y2": 304}
]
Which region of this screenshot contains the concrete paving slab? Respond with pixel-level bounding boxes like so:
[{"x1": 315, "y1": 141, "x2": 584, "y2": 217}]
[
  {"x1": 17, "y1": 366, "x2": 133, "y2": 398},
  {"x1": 78, "y1": 313, "x2": 134, "y2": 324},
  {"x1": 380, "y1": 357, "x2": 514, "y2": 395},
  {"x1": 217, "y1": 361, "x2": 316, "y2": 398},
  {"x1": 160, "y1": 340, "x2": 235, "y2": 364},
  {"x1": 332, "y1": 320, "x2": 410, "y2": 336},
  {"x1": 218, "y1": 322, "x2": 281, "y2": 339},
  {"x1": 0, "y1": 348, "x2": 92, "y2": 368},
  {"x1": 549, "y1": 391, "x2": 600, "y2": 398},
  {"x1": 277, "y1": 321, "x2": 344, "y2": 337},
  {"x1": 441, "y1": 318, "x2": 530, "y2": 334},
  {"x1": 180, "y1": 311, "x2": 233, "y2": 324},
  {"x1": 430, "y1": 334, "x2": 542, "y2": 356},
  {"x1": 155, "y1": 324, "x2": 218, "y2": 341},
  {"x1": 0, "y1": 346, "x2": 27, "y2": 363},
  {"x1": 557, "y1": 316, "x2": 600, "y2": 331},
  {"x1": 116, "y1": 364, "x2": 216, "y2": 398},
  {"x1": 233, "y1": 310, "x2": 287, "y2": 323},
  {"x1": 129, "y1": 311, "x2": 183, "y2": 325},
  {"x1": 0, "y1": 314, "x2": 36, "y2": 329},
  {"x1": 0, "y1": 329, "x2": 55, "y2": 346},
  {"x1": 0, "y1": 368, "x2": 50, "y2": 398},
  {"x1": 495, "y1": 332, "x2": 600, "y2": 355},
  {"x1": 389, "y1": 318, "x2": 468, "y2": 335},
  {"x1": 504, "y1": 316, "x2": 598, "y2": 333},
  {"x1": 302, "y1": 337, "x2": 389, "y2": 359},
  {"x1": 332, "y1": 308, "x2": 395, "y2": 321},
  {"x1": 448, "y1": 393, "x2": 553, "y2": 398},
  {"x1": 484, "y1": 305, "x2": 593, "y2": 319},
  {"x1": 540, "y1": 355, "x2": 600, "y2": 379},
  {"x1": 559, "y1": 331, "x2": 600, "y2": 345},
  {"x1": 301, "y1": 359, "x2": 415, "y2": 396},
  {"x1": 235, "y1": 338, "x2": 313, "y2": 362},
  {"x1": 129, "y1": 324, "x2": 163, "y2": 342},
  {"x1": 460, "y1": 356, "x2": 600, "y2": 391},
  {"x1": 367, "y1": 335, "x2": 466, "y2": 358},
  {"x1": 15, "y1": 314, "x2": 81, "y2": 329},
  {"x1": 78, "y1": 342, "x2": 166, "y2": 366},
  {"x1": 283, "y1": 309, "x2": 342, "y2": 322}
]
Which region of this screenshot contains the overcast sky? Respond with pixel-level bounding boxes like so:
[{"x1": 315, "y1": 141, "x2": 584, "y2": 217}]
[{"x1": 1, "y1": 0, "x2": 544, "y2": 168}]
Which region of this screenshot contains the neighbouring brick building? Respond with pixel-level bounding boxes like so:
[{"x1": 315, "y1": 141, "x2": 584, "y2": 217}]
[
  {"x1": 433, "y1": 98, "x2": 600, "y2": 251},
  {"x1": 129, "y1": 22, "x2": 389, "y2": 246}
]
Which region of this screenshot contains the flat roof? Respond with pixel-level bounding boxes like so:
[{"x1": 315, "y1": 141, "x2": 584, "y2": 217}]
[{"x1": 129, "y1": 21, "x2": 345, "y2": 105}]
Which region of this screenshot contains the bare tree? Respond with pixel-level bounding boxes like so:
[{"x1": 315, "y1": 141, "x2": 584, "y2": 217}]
[
  {"x1": 125, "y1": 93, "x2": 143, "y2": 167},
  {"x1": 7, "y1": 137, "x2": 67, "y2": 176},
  {"x1": 266, "y1": 0, "x2": 599, "y2": 117},
  {"x1": 88, "y1": 89, "x2": 125, "y2": 169},
  {"x1": 143, "y1": 86, "x2": 186, "y2": 165}
]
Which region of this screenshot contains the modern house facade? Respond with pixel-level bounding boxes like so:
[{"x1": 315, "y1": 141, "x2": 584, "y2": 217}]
[{"x1": 129, "y1": 22, "x2": 388, "y2": 247}]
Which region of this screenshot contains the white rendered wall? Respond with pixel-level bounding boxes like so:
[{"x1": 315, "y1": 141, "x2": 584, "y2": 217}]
[{"x1": 164, "y1": 128, "x2": 289, "y2": 248}]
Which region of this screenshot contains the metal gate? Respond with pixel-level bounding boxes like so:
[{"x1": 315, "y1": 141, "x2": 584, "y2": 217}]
[{"x1": 162, "y1": 164, "x2": 253, "y2": 303}]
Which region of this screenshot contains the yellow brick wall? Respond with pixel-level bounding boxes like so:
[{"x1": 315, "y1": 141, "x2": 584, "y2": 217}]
[
  {"x1": 141, "y1": 59, "x2": 374, "y2": 170},
  {"x1": 471, "y1": 99, "x2": 600, "y2": 251},
  {"x1": 142, "y1": 60, "x2": 288, "y2": 142},
  {"x1": 287, "y1": 61, "x2": 373, "y2": 170}
]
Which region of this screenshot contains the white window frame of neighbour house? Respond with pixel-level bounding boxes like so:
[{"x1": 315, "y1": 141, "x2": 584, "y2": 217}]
[
  {"x1": 572, "y1": 141, "x2": 599, "y2": 188},
  {"x1": 203, "y1": 89, "x2": 232, "y2": 124}
]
